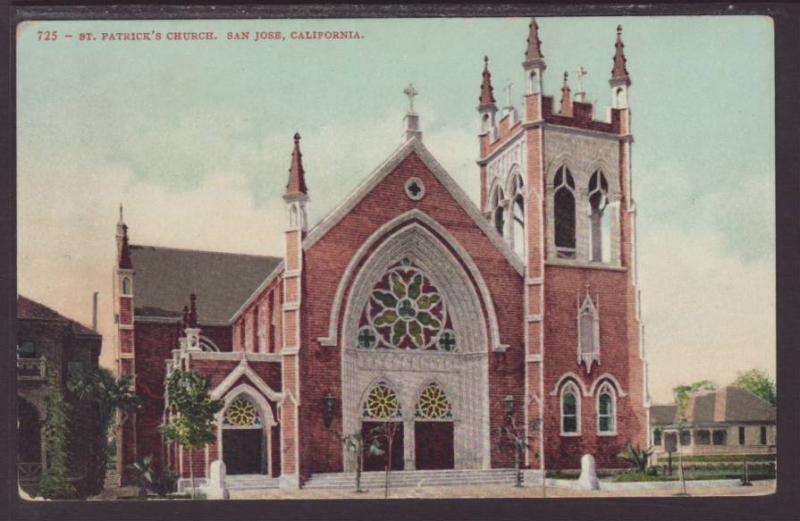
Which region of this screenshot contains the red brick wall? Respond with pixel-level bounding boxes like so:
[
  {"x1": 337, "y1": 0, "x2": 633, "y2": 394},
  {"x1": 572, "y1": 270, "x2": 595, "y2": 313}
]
[
  {"x1": 119, "y1": 298, "x2": 133, "y2": 325},
  {"x1": 300, "y1": 151, "x2": 525, "y2": 478}
]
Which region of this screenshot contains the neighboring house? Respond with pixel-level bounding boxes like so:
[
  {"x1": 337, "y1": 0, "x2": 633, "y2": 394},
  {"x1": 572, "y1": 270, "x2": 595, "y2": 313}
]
[
  {"x1": 649, "y1": 387, "x2": 776, "y2": 462},
  {"x1": 16, "y1": 295, "x2": 102, "y2": 494},
  {"x1": 114, "y1": 18, "x2": 649, "y2": 492}
]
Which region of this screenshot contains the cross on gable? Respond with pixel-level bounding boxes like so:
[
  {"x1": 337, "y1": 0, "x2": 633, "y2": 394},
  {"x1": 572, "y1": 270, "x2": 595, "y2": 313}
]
[
  {"x1": 403, "y1": 83, "x2": 418, "y2": 112},
  {"x1": 576, "y1": 66, "x2": 587, "y2": 92}
]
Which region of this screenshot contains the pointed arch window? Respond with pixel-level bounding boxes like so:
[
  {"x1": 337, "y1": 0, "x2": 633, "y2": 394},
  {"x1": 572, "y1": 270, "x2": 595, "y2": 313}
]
[
  {"x1": 597, "y1": 382, "x2": 617, "y2": 434},
  {"x1": 561, "y1": 382, "x2": 581, "y2": 435},
  {"x1": 578, "y1": 294, "x2": 600, "y2": 373},
  {"x1": 490, "y1": 185, "x2": 506, "y2": 237},
  {"x1": 122, "y1": 277, "x2": 132, "y2": 295},
  {"x1": 224, "y1": 395, "x2": 263, "y2": 428},
  {"x1": 553, "y1": 166, "x2": 576, "y2": 258},
  {"x1": 363, "y1": 382, "x2": 401, "y2": 419},
  {"x1": 509, "y1": 173, "x2": 526, "y2": 258},
  {"x1": 588, "y1": 171, "x2": 611, "y2": 263},
  {"x1": 415, "y1": 383, "x2": 453, "y2": 420}
]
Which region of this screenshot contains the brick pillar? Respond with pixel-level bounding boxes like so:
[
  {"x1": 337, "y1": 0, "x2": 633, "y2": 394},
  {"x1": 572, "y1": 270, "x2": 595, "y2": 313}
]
[{"x1": 523, "y1": 121, "x2": 546, "y2": 471}]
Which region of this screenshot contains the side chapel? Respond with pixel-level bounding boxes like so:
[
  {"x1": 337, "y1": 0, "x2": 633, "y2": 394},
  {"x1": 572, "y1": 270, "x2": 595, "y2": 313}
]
[{"x1": 113, "y1": 19, "x2": 648, "y2": 489}]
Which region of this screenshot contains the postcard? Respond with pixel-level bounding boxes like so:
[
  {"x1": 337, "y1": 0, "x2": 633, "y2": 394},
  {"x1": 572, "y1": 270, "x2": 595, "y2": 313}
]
[{"x1": 14, "y1": 13, "x2": 776, "y2": 502}]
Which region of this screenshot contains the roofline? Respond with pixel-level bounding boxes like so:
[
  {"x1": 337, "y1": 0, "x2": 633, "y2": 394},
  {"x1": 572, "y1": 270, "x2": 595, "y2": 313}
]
[
  {"x1": 134, "y1": 315, "x2": 231, "y2": 328},
  {"x1": 301, "y1": 136, "x2": 525, "y2": 275},
  {"x1": 229, "y1": 260, "x2": 286, "y2": 323},
  {"x1": 129, "y1": 243, "x2": 280, "y2": 261}
]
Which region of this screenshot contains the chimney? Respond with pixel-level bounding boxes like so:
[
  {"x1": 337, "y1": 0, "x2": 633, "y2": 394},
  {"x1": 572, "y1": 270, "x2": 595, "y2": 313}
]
[{"x1": 92, "y1": 291, "x2": 99, "y2": 331}]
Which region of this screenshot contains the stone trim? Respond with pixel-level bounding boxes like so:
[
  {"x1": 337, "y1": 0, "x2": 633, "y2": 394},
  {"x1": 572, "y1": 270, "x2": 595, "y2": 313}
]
[
  {"x1": 317, "y1": 211, "x2": 509, "y2": 352},
  {"x1": 588, "y1": 373, "x2": 628, "y2": 397},
  {"x1": 210, "y1": 357, "x2": 283, "y2": 403},
  {"x1": 187, "y1": 351, "x2": 282, "y2": 363},
  {"x1": 302, "y1": 137, "x2": 524, "y2": 275},
  {"x1": 545, "y1": 260, "x2": 626, "y2": 272},
  {"x1": 549, "y1": 372, "x2": 590, "y2": 397},
  {"x1": 229, "y1": 260, "x2": 285, "y2": 323}
]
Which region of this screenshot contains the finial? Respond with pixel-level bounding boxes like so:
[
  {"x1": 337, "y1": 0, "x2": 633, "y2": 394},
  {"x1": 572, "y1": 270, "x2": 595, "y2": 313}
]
[
  {"x1": 478, "y1": 56, "x2": 497, "y2": 110},
  {"x1": 188, "y1": 293, "x2": 198, "y2": 327},
  {"x1": 403, "y1": 83, "x2": 418, "y2": 113},
  {"x1": 524, "y1": 17, "x2": 544, "y2": 64},
  {"x1": 182, "y1": 305, "x2": 190, "y2": 329},
  {"x1": 285, "y1": 131, "x2": 308, "y2": 197},
  {"x1": 611, "y1": 23, "x2": 631, "y2": 86},
  {"x1": 118, "y1": 203, "x2": 124, "y2": 224},
  {"x1": 118, "y1": 222, "x2": 133, "y2": 269},
  {"x1": 563, "y1": 71, "x2": 568, "y2": 82}
]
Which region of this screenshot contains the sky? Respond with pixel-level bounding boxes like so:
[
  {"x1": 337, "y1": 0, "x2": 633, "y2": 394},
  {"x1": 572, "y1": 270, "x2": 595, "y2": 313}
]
[{"x1": 16, "y1": 16, "x2": 775, "y2": 403}]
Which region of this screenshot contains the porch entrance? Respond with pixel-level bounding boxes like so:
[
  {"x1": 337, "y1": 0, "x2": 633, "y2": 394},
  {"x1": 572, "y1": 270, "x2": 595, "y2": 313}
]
[
  {"x1": 414, "y1": 422, "x2": 454, "y2": 470},
  {"x1": 362, "y1": 421, "x2": 404, "y2": 472}
]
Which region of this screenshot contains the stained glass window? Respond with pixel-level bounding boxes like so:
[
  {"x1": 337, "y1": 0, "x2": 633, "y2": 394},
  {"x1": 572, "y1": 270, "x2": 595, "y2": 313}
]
[
  {"x1": 415, "y1": 383, "x2": 453, "y2": 419},
  {"x1": 224, "y1": 396, "x2": 262, "y2": 428},
  {"x1": 358, "y1": 258, "x2": 456, "y2": 352},
  {"x1": 363, "y1": 383, "x2": 401, "y2": 419}
]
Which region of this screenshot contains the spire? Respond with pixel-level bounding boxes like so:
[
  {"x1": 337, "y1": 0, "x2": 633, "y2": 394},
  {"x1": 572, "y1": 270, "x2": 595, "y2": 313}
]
[
  {"x1": 523, "y1": 17, "x2": 544, "y2": 64},
  {"x1": 285, "y1": 133, "x2": 308, "y2": 198},
  {"x1": 560, "y1": 71, "x2": 573, "y2": 115},
  {"x1": 478, "y1": 56, "x2": 497, "y2": 110},
  {"x1": 610, "y1": 25, "x2": 631, "y2": 86},
  {"x1": 403, "y1": 84, "x2": 423, "y2": 141},
  {"x1": 119, "y1": 223, "x2": 133, "y2": 269},
  {"x1": 182, "y1": 305, "x2": 190, "y2": 329}
]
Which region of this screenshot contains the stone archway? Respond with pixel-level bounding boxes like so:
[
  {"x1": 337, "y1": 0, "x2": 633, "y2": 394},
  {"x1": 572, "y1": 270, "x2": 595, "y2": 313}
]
[
  {"x1": 341, "y1": 222, "x2": 491, "y2": 472},
  {"x1": 218, "y1": 386, "x2": 276, "y2": 476}
]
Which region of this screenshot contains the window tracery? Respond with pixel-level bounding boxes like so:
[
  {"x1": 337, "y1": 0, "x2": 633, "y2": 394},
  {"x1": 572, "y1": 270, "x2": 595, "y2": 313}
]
[
  {"x1": 357, "y1": 258, "x2": 456, "y2": 352},
  {"x1": 578, "y1": 293, "x2": 600, "y2": 373},
  {"x1": 224, "y1": 395, "x2": 262, "y2": 428},
  {"x1": 597, "y1": 382, "x2": 616, "y2": 434},
  {"x1": 363, "y1": 382, "x2": 401, "y2": 419},
  {"x1": 588, "y1": 170, "x2": 611, "y2": 263},
  {"x1": 561, "y1": 382, "x2": 581, "y2": 435},
  {"x1": 415, "y1": 383, "x2": 453, "y2": 420}
]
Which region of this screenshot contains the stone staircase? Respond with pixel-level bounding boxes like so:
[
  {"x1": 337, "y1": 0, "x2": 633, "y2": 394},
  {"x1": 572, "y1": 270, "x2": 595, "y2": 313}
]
[
  {"x1": 225, "y1": 474, "x2": 280, "y2": 490},
  {"x1": 304, "y1": 468, "x2": 521, "y2": 489}
]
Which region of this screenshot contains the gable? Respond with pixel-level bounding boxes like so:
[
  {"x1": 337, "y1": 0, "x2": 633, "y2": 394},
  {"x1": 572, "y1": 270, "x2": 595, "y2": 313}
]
[{"x1": 303, "y1": 137, "x2": 523, "y2": 275}]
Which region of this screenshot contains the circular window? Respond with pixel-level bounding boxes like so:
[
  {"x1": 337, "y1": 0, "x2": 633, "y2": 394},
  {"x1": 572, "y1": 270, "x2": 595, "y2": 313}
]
[
  {"x1": 224, "y1": 396, "x2": 262, "y2": 428},
  {"x1": 404, "y1": 177, "x2": 425, "y2": 201},
  {"x1": 364, "y1": 383, "x2": 400, "y2": 419}
]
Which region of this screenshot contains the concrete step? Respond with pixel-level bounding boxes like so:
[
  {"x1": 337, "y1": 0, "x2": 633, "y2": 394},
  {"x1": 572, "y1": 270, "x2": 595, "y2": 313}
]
[
  {"x1": 305, "y1": 469, "x2": 521, "y2": 489},
  {"x1": 225, "y1": 474, "x2": 280, "y2": 490}
]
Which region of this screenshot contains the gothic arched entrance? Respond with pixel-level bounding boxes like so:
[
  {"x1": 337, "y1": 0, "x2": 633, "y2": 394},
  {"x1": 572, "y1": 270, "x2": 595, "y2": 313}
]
[
  {"x1": 220, "y1": 392, "x2": 272, "y2": 475},
  {"x1": 341, "y1": 221, "x2": 492, "y2": 472}
]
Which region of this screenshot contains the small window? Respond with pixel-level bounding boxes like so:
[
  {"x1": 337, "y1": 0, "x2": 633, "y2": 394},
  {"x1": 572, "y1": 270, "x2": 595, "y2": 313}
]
[
  {"x1": 712, "y1": 429, "x2": 727, "y2": 446},
  {"x1": 491, "y1": 186, "x2": 505, "y2": 236},
  {"x1": 695, "y1": 429, "x2": 711, "y2": 445},
  {"x1": 122, "y1": 277, "x2": 132, "y2": 295},
  {"x1": 653, "y1": 428, "x2": 662, "y2": 446},
  {"x1": 560, "y1": 382, "x2": 580, "y2": 434},
  {"x1": 760, "y1": 426, "x2": 767, "y2": 445},
  {"x1": 598, "y1": 391, "x2": 615, "y2": 433},
  {"x1": 739, "y1": 426, "x2": 746, "y2": 445},
  {"x1": 17, "y1": 342, "x2": 36, "y2": 358}
]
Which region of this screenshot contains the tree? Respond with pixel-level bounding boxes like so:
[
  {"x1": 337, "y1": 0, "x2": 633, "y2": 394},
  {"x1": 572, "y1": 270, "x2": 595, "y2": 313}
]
[
  {"x1": 496, "y1": 416, "x2": 537, "y2": 488},
  {"x1": 38, "y1": 367, "x2": 77, "y2": 499},
  {"x1": 732, "y1": 369, "x2": 776, "y2": 406},
  {"x1": 671, "y1": 380, "x2": 716, "y2": 496},
  {"x1": 366, "y1": 422, "x2": 401, "y2": 498},
  {"x1": 67, "y1": 366, "x2": 141, "y2": 495},
  {"x1": 341, "y1": 431, "x2": 367, "y2": 493},
  {"x1": 159, "y1": 369, "x2": 224, "y2": 499}
]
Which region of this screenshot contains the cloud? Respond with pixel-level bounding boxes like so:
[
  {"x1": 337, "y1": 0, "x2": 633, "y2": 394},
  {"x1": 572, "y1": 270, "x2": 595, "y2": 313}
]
[{"x1": 638, "y1": 224, "x2": 775, "y2": 403}]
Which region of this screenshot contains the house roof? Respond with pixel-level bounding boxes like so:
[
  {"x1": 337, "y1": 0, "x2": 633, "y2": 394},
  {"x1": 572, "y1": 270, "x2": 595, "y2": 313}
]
[
  {"x1": 129, "y1": 245, "x2": 281, "y2": 324},
  {"x1": 650, "y1": 386, "x2": 775, "y2": 427},
  {"x1": 17, "y1": 295, "x2": 100, "y2": 337}
]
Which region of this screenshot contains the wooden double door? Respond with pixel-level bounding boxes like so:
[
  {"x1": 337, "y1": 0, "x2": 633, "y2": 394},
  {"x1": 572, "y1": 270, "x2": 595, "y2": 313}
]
[{"x1": 361, "y1": 421, "x2": 454, "y2": 471}]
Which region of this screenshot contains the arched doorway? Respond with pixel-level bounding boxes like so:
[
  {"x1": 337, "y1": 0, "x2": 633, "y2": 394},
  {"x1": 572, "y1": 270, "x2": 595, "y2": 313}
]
[
  {"x1": 341, "y1": 222, "x2": 491, "y2": 471},
  {"x1": 414, "y1": 382, "x2": 454, "y2": 470},
  {"x1": 221, "y1": 394, "x2": 269, "y2": 475}
]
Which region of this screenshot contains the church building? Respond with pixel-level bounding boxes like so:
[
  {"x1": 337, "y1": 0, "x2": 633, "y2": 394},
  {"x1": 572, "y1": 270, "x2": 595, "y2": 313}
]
[{"x1": 113, "y1": 19, "x2": 648, "y2": 490}]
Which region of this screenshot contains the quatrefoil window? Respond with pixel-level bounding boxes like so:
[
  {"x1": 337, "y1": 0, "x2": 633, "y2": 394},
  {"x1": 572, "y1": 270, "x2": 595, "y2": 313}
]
[{"x1": 404, "y1": 177, "x2": 426, "y2": 201}]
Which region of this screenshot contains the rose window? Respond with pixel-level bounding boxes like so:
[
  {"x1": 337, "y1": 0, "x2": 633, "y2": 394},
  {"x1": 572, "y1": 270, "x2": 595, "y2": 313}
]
[
  {"x1": 363, "y1": 383, "x2": 401, "y2": 419},
  {"x1": 415, "y1": 383, "x2": 453, "y2": 419},
  {"x1": 224, "y1": 396, "x2": 262, "y2": 428},
  {"x1": 357, "y1": 258, "x2": 456, "y2": 351}
]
